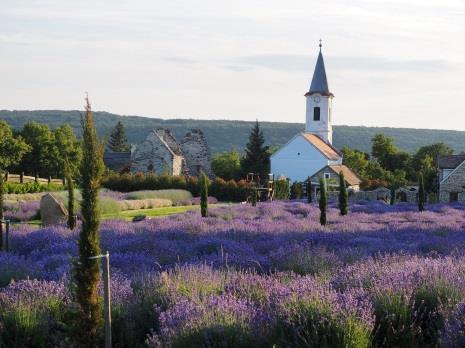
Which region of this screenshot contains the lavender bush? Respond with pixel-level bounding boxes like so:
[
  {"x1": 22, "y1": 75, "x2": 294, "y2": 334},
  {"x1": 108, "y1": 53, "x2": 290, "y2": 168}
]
[{"x1": 2, "y1": 201, "x2": 465, "y2": 346}]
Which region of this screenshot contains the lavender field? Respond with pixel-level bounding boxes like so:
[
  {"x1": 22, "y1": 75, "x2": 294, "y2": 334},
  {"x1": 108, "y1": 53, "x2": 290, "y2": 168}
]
[{"x1": 2, "y1": 201, "x2": 465, "y2": 347}]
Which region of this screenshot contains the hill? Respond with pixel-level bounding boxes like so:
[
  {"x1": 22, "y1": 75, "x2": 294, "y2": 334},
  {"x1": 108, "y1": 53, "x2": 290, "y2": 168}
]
[{"x1": 1, "y1": 110, "x2": 465, "y2": 155}]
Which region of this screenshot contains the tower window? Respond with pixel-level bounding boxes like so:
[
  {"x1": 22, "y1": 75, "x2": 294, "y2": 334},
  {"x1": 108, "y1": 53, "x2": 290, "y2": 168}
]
[{"x1": 313, "y1": 107, "x2": 321, "y2": 121}]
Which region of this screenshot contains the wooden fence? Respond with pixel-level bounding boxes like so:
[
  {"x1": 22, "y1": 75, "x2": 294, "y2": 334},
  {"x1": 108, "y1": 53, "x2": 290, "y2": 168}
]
[{"x1": 2, "y1": 172, "x2": 63, "y2": 185}]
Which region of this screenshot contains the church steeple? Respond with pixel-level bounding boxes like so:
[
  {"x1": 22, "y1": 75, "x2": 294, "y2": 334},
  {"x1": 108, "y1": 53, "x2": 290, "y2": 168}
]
[
  {"x1": 306, "y1": 41, "x2": 333, "y2": 97},
  {"x1": 305, "y1": 41, "x2": 334, "y2": 144}
]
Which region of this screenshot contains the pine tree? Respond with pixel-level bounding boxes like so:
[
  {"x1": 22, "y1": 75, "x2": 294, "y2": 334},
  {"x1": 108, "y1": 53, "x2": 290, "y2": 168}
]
[
  {"x1": 338, "y1": 172, "x2": 348, "y2": 215},
  {"x1": 241, "y1": 120, "x2": 270, "y2": 177},
  {"x1": 319, "y1": 176, "x2": 327, "y2": 226},
  {"x1": 307, "y1": 177, "x2": 312, "y2": 203},
  {"x1": 72, "y1": 97, "x2": 105, "y2": 345},
  {"x1": 200, "y1": 172, "x2": 208, "y2": 217},
  {"x1": 418, "y1": 172, "x2": 425, "y2": 212},
  {"x1": 66, "y1": 170, "x2": 76, "y2": 230},
  {"x1": 108, "y1": 121, "x2": 130, "y2": 152}
]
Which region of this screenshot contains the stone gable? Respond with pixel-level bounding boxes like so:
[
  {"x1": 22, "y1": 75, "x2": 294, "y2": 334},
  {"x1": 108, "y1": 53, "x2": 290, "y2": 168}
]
[
  {"x1": 181, "y1": 129, "x2": 213, "y2": 178},
  {"x1": 439, "y1": 160, "x2": 465, "y2": 202}
]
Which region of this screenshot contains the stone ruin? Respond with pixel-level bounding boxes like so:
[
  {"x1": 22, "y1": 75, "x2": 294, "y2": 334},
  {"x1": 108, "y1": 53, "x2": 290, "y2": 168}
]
[
  {"x1": 131, "y1": 128, "x2": 213, "y2": 177},
  {"x1": 181, "y1": 129, "x2": 213, "y2": 178}
]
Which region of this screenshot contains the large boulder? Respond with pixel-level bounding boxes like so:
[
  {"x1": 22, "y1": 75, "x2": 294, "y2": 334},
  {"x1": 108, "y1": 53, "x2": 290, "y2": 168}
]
[{"x1": 40, "y1": 193, "x2": 68, "y2": 226}]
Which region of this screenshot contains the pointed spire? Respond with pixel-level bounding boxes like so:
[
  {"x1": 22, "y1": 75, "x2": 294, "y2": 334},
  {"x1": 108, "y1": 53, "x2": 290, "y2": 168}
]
[{"x1": 306, "y1": 41, "x2": 333, "y2": 97}]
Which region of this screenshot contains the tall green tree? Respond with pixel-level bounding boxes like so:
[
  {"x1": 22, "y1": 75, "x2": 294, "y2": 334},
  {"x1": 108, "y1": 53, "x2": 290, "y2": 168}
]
[
  {"x1": 418, "y1": 172, "x2": 426, "y2": 212},
  {"x1": 0, "y1": 120, "x2": 30, "y2": 171},
  {"x1": 66, "y1": 169, "x2": 76, "y2": 230},
  {"x1": 371, "y1": 134, "x2": 411, "y2": 173},
  {"x1": 319, "y1": 176, "x2": 327, "y2": 226},
  {"x1": 72, "y1": 97, "x2": 105, "y2": 345},
  {"x1": 0, "y1": 171, "x2": 4, "y2": 248},
  {"x1": 51, "y1": 125, "x2": 82, "y2": 178},
  {"x1": 341, "y1": 147, "x2": 369, "y2": 178},
  {"x1": 241, "y1": 121, "x2": 270, "y2": 177},
  {"x1": 200, "y1": 172, "x2": 209, "y2": 217},
  {"x1": 19, "y1": 121, "x2": 55, "y2": 177},
  {"x1": 338, "y1": 172, "x2": 348, "y2": 215},
  {"x1": 211, "y1": 150, "x2": 241, "y2": 180},
  {"x1": 108, "y1": 121, "x2": 130, "y2": 152}
]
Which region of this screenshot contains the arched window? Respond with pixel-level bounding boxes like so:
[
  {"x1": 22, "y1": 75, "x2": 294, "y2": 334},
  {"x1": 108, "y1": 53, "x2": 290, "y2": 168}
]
[{"x1": 313, "y1": 107, "x2": 321, "y2": 121}]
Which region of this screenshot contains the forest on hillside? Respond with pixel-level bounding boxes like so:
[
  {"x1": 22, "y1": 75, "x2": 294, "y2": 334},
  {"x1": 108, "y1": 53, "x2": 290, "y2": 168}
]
[{"x1": 2, "y1": 110, "x2": 465, "y2": 154}]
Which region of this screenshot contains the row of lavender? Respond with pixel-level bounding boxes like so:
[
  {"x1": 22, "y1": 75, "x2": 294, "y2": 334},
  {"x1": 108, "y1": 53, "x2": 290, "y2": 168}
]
[{"x1": 2, "y1": 201, "x2": 465, "y2": 346}]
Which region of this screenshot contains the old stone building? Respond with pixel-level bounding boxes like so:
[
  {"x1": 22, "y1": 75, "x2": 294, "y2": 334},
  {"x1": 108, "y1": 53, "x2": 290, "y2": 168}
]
[
  {"x1": 131, "y1": 129, "x2": 186, "y2": 176},
  {"x1": 438, "y1": 154, "x2": 465, "y2": 202},
  {"x1": 181, "y1": 129, "x2": 213, "y2": 177},
  {"x1": 130, "y1": 128, "x2": 213, "y2": 177}
]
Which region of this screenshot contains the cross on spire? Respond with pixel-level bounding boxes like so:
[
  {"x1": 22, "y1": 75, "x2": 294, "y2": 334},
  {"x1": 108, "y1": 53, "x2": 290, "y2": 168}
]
[{"x1": 319, "y1": 39, "x2": 322, "y2": 50}]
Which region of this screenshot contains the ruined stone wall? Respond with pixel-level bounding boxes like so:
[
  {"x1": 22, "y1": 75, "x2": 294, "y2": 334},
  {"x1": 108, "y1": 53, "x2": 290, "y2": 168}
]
[
  {"x1": 439, "y1": 162, "x2": 465, "y2": 202},
  {"x1": 181, "y1": 129, "x2": 213, "y2": 177},
  {"x1": 131, "y1": 130, "x2": 177, "y2": 175}
]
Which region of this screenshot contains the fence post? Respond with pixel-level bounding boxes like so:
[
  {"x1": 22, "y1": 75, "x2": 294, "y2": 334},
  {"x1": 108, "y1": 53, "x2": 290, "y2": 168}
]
[
  {"x1": 48, "y1": 176, "x2": 51, "y2": 185},
  {"x1": 20, "y1": 172, "x2": 24, "y2": 184},
  {"x1": 89, "y1": 252, "x2": 112, "y2": 348},
  {"x1": 5, "y1": 172, "x2": 8, "y2": 182},
  {"x1": 103, "y1": 251, "x2": 111, "y2": 348},
  {"x1": 0, "y1": 220, "x2": 3, "y2": 251},
  {"x1": 5, "y1": 220, "x2": 9, "y2": 252}
]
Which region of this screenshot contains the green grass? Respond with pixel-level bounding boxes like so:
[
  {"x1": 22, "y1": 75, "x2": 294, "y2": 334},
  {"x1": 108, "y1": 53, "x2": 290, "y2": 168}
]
[{"x1": 102, "y1": 205, "x2": 199, "y2": 220}]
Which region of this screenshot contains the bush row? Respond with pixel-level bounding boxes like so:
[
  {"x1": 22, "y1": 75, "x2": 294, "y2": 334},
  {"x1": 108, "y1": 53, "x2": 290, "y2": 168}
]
[
  {"x1": 102, "y1": 173, "x2": 251, "y2": 202},
  {"x1": 2, "y1": 182, "x2": 64, "y2": 194}
]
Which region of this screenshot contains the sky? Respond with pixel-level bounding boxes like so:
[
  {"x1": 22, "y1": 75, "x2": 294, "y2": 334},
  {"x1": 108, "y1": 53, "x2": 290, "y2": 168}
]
[{"x1": 1, "y1": 0, "x2": 465, "y2": 130}]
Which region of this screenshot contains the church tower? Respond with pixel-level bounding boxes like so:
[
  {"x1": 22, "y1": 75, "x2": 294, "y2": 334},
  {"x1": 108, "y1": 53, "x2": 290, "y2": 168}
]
[{"x1": 305, "y1": 41, "x2": 334, "y2": 144}]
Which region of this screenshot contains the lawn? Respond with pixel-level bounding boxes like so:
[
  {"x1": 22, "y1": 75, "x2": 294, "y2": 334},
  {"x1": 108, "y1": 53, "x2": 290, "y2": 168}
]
[
  {"x1": 2, "y1": 200, "x2": 465, "y2": 347},
  {"x1": 101, "y1": 205, "x2": 199, "y2": 220}
]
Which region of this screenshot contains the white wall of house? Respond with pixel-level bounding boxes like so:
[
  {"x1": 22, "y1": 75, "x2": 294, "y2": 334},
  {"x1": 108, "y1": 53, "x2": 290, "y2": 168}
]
[{"x1": 271, "y1": 134, "x2": 341, "y2": 182}]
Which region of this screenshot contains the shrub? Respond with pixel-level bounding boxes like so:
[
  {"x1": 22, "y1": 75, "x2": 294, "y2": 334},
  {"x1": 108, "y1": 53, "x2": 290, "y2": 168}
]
[
  {"x1": 339, "y1": 172, "x2": 348, "y2": 216},
  {"x1": 200, "y1": 172, "x2": 209, "y2": 217},
  {"x1": 3, "y1": 182, "x2": 63, "y2": 194},
  {"x1": 118, "y1": 199, "x2": 172, "y2": 211},
  {"x1": 126, "y1": 189, "x2": 192, "y2": 204},
  {"x1": 274, "y1": 178, "x2": 290, "y2": 200},
  {"x1": 290, "y1": 182, "x2": 304, "y2": 199}
]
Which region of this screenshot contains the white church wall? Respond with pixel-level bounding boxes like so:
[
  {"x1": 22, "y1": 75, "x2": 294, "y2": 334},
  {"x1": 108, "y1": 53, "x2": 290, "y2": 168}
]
[
  {"x1": 271, "y1": 135, "x2": 330, "y2": 182},
  {"x1": 305, "y1": 94, "x2": 332, "y2": 143}
]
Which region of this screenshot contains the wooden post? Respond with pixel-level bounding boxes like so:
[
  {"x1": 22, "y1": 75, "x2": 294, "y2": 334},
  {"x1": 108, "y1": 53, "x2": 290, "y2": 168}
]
[
  {"x1": 5, "y1": 172, "x2": 8, "y2": 182},
  {"x1": 88, "y1": 252, "x2": 112, "y2": 348},
  {"x1": 103, "y1": 251, "x2": 111, "y2": 348},
  {"x1": 48, "y1": 176, "x2": 51, "y2": 185},
  {"x1": 20, "y1": 172, "x2": 24, "y2": 184},
  {"x1": 0, "y1": 220, "x2": 3, "y2": 251},
  {"x1": 5, "y1": 220, "x2": 9, "y2": 252},
  {"x1": 34, "y1": 173, "x2": 39, "y2": 183}
]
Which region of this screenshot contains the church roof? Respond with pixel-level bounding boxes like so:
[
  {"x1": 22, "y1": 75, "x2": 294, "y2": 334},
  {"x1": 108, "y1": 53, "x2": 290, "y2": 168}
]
[
  {"x1": 305, "y1": 47, "x2": 333, "y2": 97},
  {"x1": 328, "y1": 164, "x2": 363, "y2": 186},
  {"x1": 301, "y1": 133, "x2": 341, "y2": 160}
]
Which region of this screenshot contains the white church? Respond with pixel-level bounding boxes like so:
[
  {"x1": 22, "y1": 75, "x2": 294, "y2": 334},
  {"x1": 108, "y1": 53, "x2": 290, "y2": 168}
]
[{"x1": 271, "y1": 43, "x2": 362, "y2": 189}]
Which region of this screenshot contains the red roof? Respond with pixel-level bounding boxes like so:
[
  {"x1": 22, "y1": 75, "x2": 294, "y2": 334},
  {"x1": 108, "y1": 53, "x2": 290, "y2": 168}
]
[{"x1": 300, "y1": 133, "x2": 342, "y2": 160}]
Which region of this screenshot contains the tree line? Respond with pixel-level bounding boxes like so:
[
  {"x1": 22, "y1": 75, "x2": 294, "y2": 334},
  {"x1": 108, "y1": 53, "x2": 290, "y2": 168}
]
[{"x1": 0, "y1": 119, "x2": 131, "y2": 179}]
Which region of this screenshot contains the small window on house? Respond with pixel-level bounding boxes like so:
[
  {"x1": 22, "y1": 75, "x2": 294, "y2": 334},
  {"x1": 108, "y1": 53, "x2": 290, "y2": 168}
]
[
  {"x1": 324, "y1": 173, "x2": 331, "y2": 179},
  {"x1": 313, "y1": 107, "x2": 321, "y2": 121},
  {"x1": 450, "y1": 192, "x2": 459, "y2": 202},
  {"x1": 297, "y1": 152, "x2": 301, "y2": 156}
]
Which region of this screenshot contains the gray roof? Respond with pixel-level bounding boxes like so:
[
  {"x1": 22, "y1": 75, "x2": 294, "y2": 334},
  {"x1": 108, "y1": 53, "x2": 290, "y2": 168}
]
[
  {"x1": 306, "y1": 49, "x2": 333, "y2": 97},
  {"x1": 437, "y1": 154, "x2": 465, "y2": 169},
  {"x1": 103, "y1": 151, "x2": 131, "y2": 171}
]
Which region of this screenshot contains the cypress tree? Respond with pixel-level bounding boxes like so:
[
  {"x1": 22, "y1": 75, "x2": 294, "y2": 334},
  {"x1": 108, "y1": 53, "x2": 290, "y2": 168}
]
[
  {"x1": 418, "y1": 172, "x2": 425, "y2": 212},
  {"x1": 319, "y1": 176, "x2": 327, "y2": 226},
  {"x1": 72, "y1": 97, "x2": 104, "y2": 345},
  {"x1": 241, "y1": 120, "x2": 270, "y2": 177},
  {"x1": 0, "y1": 171, "x2": 4, "y2": 250},
  {"x1": 390, "y1": 188, "x2": 395, "y2": 205},
  {"x1": 339, "y1": 171, "x2": 348, "y2": 215},
  {"x1": 200, "y1": 172, "x2": 208, "y2": 217},
  {"x1": 108, "y1": 121, "x2": 130, "y2": 152},
  {"x1": 307, "y1": 177, "x2": 312, "y2": 203},
  {"x1": 66, "y1": 170, "x2": 76, "y2": 230}
]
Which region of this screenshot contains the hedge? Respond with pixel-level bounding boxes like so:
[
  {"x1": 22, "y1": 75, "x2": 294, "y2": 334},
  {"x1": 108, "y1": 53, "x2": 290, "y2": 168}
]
[
  {"x1": 102, "y1": 173, "x2": 250, "y2": 202},
  {"x1": 2, "y1": 182, "x2": 64, "y2": 194}
]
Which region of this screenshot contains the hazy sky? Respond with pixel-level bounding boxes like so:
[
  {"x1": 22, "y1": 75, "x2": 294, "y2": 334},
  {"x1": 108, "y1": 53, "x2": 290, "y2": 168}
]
[{"x1": 1, "y1": 0, "x2": 464, "y2": 129}]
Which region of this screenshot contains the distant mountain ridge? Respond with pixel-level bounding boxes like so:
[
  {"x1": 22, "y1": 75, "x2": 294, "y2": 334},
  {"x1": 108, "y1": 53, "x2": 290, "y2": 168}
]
[{"x1": 2, "y1": 110, "x2": 465, "y2": 155}]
